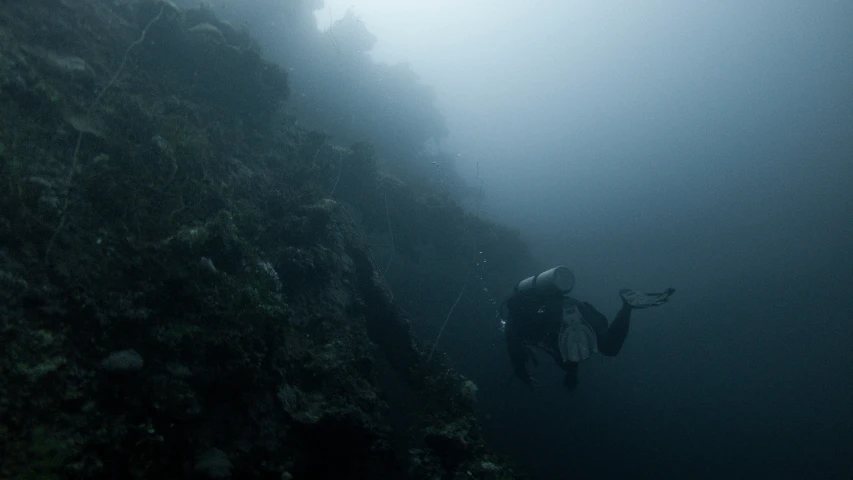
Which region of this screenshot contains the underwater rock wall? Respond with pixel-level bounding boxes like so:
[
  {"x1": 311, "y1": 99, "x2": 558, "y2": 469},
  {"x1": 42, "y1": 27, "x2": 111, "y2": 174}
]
[{"x1": 0, "y1": 0, "x2": 519, "y2": 478}]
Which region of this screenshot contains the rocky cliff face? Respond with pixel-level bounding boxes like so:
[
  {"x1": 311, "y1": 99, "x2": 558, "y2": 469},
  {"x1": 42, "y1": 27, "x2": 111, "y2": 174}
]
[{"x1": 0, "y1": 1, "x2": 519, "y2": 478}]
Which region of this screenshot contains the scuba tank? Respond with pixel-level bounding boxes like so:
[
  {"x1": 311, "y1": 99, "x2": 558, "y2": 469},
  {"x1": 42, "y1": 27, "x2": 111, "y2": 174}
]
[
  {"x1": 513, "y1": 266, "x2": 596, "y2": 362},
  {"x1": 514, "y1": 266, "x2": 575, "y2": 294}
]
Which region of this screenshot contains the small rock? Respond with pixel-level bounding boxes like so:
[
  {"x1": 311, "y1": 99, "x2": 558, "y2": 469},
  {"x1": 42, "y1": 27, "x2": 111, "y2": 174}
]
[
  {"x1": 65, "y1": 114, "x2": 105, "y2": 137},
  {"x1": 47, "y1": 53, "x2": 89, "y2": 73},
  {"x1": 195, "y1": 448, "x2": 232, "y2": 479},
  {"x1": 167, "y1": 363, "x2": 192, "y2": 378},
  {"x1": 26, "y1": 176, "x2": 54, "y2": 189},
  {"x1": 21, "y1": 46, "x2": 91, "y2": 75},
  {"x1": 199, "y1": 256, "x2": 218, "y2": 275},
  {"x1": 101, "y1": 349, "x2": 143, "y2": 373},
  {"x1": 151, "y1": 134, "x2": 170, "y2": 152}
]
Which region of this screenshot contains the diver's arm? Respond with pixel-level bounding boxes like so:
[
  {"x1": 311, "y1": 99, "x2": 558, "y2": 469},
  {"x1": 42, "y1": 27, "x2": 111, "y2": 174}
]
[
  {"x1": 578, "y1": 301, "x2": 631, "y2": 356},
  {"x1": 577, "y1": 301, "x2": 609, "y2": 340}
]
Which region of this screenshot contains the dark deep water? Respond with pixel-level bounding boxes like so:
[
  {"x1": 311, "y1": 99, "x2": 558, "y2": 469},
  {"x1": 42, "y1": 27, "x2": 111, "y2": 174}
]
[
  {"x1": 417, "y1": 247, "x2": 852, "y2": 478},
  {"x1": 475, "y1": 271, "x2": 853, "y2": 479}
]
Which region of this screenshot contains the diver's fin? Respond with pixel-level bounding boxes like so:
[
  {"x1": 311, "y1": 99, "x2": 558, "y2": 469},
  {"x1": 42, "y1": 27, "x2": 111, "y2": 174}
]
[{"x1": 619, "y1": 288, "x2": 675, "y2": 309}]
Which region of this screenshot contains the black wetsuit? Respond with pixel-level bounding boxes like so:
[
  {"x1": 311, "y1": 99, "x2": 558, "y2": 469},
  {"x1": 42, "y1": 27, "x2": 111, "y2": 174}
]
[{"x1": 505, "y1": 289, "x2": 631, "y2": 390}]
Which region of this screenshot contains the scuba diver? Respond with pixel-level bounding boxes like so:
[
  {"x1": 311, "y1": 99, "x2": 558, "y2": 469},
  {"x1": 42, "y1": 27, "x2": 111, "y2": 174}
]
[{"x1": 503, "y1": 266, "x2": 674, "y2": 391}]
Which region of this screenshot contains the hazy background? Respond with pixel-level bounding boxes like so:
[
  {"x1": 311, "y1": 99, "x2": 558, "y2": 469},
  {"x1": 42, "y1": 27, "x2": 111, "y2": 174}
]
[
  {"x1": 190, "y1": 1, "x2": 853, "y2": 477},
  {"x1": 315, "y1": 3, "x2": 853, "y2": 477},
  {"x1": 314, "y1": 0, "x2": 853, "y2": 294}
]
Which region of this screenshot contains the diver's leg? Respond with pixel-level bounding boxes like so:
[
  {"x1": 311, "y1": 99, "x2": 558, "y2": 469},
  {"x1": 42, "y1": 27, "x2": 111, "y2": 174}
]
[
  {"x1": 562, "y1": 360, "x2": 579, "y2": 391},
  {"x1": 543, "y1": 342, "x2": 581, "y2": 391},
  {"x1": 600, "y1": 303, "x2": 631, "y2": 356}
]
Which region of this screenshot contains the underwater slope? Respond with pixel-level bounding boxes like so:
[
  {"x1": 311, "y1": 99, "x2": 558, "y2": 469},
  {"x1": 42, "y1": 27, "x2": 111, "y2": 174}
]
[{"x1": 0, "y1": 0, "x2": 519, "y2": 478}]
